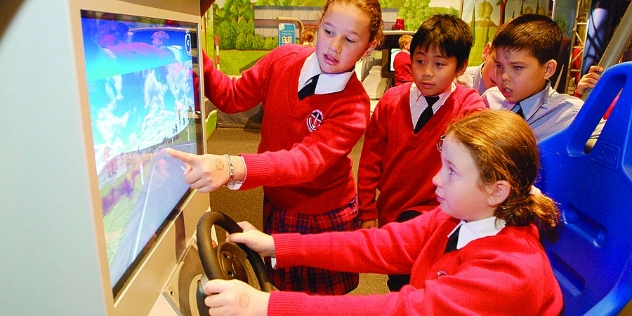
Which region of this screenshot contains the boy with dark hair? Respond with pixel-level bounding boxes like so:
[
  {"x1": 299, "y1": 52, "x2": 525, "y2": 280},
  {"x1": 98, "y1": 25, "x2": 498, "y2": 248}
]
[
  {"x1": 483, "y1": 13, "x2": 602, "y2": 141},
  {"x1": 357, "y1": 14, "x2": 486, "y2": 291}
]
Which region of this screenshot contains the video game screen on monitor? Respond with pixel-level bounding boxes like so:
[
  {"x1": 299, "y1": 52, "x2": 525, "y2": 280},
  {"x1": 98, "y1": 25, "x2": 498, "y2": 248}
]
[
  {"x1": 79, "y1": 10, "x2": 202, "y2": 295},
  {"x1": 389, "y1": 48, "x2": 402, "y2": 72}
]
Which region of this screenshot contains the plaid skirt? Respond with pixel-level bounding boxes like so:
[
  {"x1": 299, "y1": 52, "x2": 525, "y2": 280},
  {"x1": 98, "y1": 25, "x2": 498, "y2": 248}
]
[{"x1": 263, "y1": 197, "x2": 360, "y2": 294}]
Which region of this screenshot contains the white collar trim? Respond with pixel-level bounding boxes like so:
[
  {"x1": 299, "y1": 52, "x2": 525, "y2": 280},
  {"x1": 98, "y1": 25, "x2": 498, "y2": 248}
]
[
  {"x1": 450, "y1": 217, "x2": 506, "y2": 250},
  {"x1": 298, "y1": 52, "x2": 354, "y2": 95}
]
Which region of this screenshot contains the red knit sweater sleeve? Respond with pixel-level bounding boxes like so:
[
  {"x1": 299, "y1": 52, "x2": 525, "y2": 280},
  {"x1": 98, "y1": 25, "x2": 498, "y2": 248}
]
[
  {"x1": 273, "y1": 206, "x2": 444, "y2": 273},
  {"x1": 202, "y1": 45, "x2": 368, "y2": 203},
  {"x1": 202, "y1": 46, "x2": 284, "y2": 113},
  {"x1": 269, "y1": 209, "x2": 563, "y2": 315},
  {"x1": 357, "y1": 85, "x2": 409, "y2": 221},
  {"x1": 454, "y1": 84, "x2": 488, "y2": 116}
]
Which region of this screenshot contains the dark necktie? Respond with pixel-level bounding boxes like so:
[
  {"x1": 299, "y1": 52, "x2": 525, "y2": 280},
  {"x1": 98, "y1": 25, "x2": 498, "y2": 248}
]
[
  {"x1": 414, "y1": 96, "x2": 440, "y2": 134},
  {"x1": 513, "y1": 102, "x2": 525, "y2": 119},
  {"x1": 298, "y1": 74, "x2": 320, "y2": 100},
  {"x1": 445, "y1": 225, "x2": 461, "y2": 253}
]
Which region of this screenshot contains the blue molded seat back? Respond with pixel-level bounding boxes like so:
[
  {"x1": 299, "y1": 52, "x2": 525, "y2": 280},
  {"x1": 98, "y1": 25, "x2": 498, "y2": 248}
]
[{"x1": 537, "y1": 62, "x2": 632, "y2": 315}]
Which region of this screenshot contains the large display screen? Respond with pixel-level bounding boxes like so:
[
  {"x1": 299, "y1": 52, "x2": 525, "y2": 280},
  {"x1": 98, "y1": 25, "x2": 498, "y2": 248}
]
[{"x1": 80, "y1": 10, "x2": 202, "y2": 295}]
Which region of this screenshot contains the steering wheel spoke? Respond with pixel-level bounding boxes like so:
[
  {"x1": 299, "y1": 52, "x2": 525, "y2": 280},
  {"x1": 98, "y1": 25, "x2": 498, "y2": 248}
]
[{"x1": 196, "y1": 211, "x2": 275, "y2": 292}]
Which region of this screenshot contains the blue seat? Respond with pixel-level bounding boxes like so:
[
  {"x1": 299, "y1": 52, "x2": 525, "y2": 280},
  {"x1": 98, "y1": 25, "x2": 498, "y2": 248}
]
[{"x1": 537, "y1": 62, "x2": 632, "y2": 315}]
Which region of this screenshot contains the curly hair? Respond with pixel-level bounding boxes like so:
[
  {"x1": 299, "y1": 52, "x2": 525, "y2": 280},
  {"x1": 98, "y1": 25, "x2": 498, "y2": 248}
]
[{"x1": 445, "y1": 110, "x2": 560, "y2": 228}]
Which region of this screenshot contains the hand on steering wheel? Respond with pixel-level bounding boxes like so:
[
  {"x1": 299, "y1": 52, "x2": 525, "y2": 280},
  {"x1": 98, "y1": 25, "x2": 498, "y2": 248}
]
[{"x1": 196, "y1": 211, "x2": 275, "y2": 291}]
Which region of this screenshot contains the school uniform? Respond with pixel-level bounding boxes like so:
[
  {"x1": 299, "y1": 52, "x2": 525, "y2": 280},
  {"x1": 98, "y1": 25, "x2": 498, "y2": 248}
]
[
  {"x1": 202, "y1": 44, "x2": 370, "y2": 294},
  {"x1": 357, "y1": 82, "x2": 486, "y2": 227},
  {"x1": 393, "y1": 50, "x2": 413, "y2": 86},
  {"x1": 267, "y1": 207, "x2": 564, "y2": 316},
  {"x1": 482, "y1": 81, "x2": 602, "y2": 141}
]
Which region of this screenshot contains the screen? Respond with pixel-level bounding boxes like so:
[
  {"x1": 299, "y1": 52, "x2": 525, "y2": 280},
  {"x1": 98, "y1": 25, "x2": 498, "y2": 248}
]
[
  {"x1": 389, "y1": 48, "x2": 402, "y2": 72},
  {"x1": 80, "y1": 10, "x2": 202, "y2": 294}
]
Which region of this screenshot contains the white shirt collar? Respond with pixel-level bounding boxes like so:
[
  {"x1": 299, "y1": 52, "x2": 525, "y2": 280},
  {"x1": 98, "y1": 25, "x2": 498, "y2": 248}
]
[
  {"x1": 298, "y1": 52, "x2": 354, "y2": 95},
  {"x1": 410, "y1": 81, "x2": 456, "y2": 104},
  {"x1": 449, "y1": 217, "x2": 506, "y2": 250},
  {"x1": 409, "y1": 82, "x2": 456, "y2": 127}
]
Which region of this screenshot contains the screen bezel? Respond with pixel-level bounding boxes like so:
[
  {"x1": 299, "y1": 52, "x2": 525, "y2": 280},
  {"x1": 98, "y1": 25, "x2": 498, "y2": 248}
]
[
  {"x1": 69, "y1": 2, "x2": 208, "y2": 315},
  {"x1": 79, "y1": 10, "x2": 202, "y2": 296}
]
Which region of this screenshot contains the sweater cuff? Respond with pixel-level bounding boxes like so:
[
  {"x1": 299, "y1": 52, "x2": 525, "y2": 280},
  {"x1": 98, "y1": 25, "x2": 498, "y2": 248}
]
[
  {"x1": 239, "y1": 153, "x2": 274, "y2": 190},
  {"x1": 273, "y1": 233, "x2": 304, "y2": 268},
  {"x1": 268, "y1": 292, "x2": 307, "y2": 316}
]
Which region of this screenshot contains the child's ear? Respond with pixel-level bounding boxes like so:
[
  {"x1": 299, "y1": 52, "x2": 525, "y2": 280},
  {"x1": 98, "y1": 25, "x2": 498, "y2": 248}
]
[
  {"x1": 363, "y1": 40, "x2": 378, "y2": 59},
  {"x1": 486, "y1": 180, "x2": 511, "y2": 207},
  {"x1": 481, "y1": 42, "x2": 492, "y2": 61},
  {"x1": 543, "y1": 59, "x2": 557, "y2": 80},
  {"x1": 456, "y1": 59, "x2": 469, "y2": 76}
]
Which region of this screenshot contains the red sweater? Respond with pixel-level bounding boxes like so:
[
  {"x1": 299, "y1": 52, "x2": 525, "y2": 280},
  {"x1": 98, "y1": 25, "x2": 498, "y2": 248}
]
[
  {"x1": 268, "y1": 208, "x2": 563, "y2": 315},
  {"x1": 202, "y1": 45, "x2": 370, "y2": 214},
  {"x1": 357, "y1": 83, "x2": 486, "y2": 225},
  {"x1": 393, "y1": 51, "x2": 412, "y2": 86}
]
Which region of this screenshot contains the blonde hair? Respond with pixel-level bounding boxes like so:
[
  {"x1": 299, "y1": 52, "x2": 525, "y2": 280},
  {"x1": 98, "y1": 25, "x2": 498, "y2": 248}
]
[
  {"x1": 445, "y1": 110, "x2": 560, "y2": 228},
  {"x1": 398, "y1": 34, "x2": 412, "y2": 50},
  {"x1": 321, "y1": 0, "x2": 384, "y2": 45}
]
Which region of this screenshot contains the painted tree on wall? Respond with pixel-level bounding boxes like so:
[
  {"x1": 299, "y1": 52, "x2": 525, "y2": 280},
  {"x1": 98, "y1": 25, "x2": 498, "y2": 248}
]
[
  {"x1": 214, "y1": 0, "x2": 276, "y2": 49},
  {"x1": 214, "y1": 0, "x2": 252, "y2": 49},
  {"x1": 399, "y1": 0, "x2": 433, "y2": 30}
]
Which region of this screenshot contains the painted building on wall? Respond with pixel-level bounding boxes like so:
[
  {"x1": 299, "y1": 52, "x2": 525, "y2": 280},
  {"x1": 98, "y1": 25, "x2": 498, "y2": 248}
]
[{"x1": 253, "y1": 6, "x2": 401, "y2": 38}]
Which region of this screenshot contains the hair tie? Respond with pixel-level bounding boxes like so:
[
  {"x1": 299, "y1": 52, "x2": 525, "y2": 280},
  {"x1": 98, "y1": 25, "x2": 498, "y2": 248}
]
[{"x1": 530, "y1": 185, "x2": 541, "y2": 196}]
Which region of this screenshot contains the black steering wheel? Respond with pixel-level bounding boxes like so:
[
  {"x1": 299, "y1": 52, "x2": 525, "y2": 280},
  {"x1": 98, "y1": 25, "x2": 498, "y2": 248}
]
[{"x1": 196, "y1": 211, "x2": 275, "y2": 292}]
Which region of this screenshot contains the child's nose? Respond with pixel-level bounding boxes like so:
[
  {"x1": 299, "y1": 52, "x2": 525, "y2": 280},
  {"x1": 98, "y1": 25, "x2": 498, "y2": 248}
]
[
  {"x1": 328, "y1": 37, "x2": 343, "y2": 54},
  {"x1": 432, "y1": 172, "x2": 441, "y2": 187},
  {"x1": 421, "y1": 65, "x2": 433, "y2": 77},
  {"x1": 496, "y1": 67, "x2": 508, "y2": 82}
]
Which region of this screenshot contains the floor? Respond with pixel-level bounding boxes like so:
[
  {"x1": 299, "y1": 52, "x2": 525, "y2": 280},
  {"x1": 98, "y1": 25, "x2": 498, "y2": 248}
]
[{"x1": 206, "y1": 127, "x2": 389, "y2": 296}]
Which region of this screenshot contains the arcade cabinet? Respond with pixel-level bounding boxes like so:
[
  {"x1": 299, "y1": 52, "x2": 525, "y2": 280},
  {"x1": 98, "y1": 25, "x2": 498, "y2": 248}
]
[{"x1": 1, "y1": 1, "x2": 212, "y2": 315}]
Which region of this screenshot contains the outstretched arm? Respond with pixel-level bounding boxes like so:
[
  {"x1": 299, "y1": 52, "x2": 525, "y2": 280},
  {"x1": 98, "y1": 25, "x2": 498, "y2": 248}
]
[{"x1": 166, "y1": 149, "x2": 245, "y2": 192}]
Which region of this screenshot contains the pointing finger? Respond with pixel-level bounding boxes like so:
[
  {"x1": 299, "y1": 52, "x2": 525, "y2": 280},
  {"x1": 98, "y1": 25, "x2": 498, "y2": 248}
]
[{"x1": 166, "y1": 148, "x2": 196, "y2": 164}]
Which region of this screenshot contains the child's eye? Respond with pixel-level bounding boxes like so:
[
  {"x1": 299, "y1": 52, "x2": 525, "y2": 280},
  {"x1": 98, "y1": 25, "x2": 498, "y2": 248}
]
[
  {"x1": 513, "y1": 66, "x2": 523, "y2": 71},
  {"x1": 495, "y1": 63, "x2": 503, "y2": 69},
  {"x1": 435, "y1": 62, "x2": 445, "y2": 67},
  {"x1": 345, "y1": 38, "x2": 356, "y2": 44},
  {"x1": 324, "y1": 29, "x2": 333, "y2": 36},
  {"x1": 448, "y1": 167, "x2": 455, "y2": 175}
]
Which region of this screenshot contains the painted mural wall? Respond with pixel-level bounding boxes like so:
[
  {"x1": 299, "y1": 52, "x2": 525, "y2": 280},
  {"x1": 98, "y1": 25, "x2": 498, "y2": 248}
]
[{"x1": 205, "y1": 0, "x2": 572, "y2": 74}]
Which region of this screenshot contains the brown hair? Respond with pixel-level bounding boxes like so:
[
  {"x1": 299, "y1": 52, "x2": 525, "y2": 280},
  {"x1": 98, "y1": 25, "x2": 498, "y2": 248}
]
[
  {"x1": 302, "y1": 29, "x2": 316, "y2": 46},
  {"x1": 445, "y1": 110, "x2": 560, "y2": 228},
  {"x1": 492, "y1": 14, "x2": 563, "y2": 65},
  {"x1": 321, "y1": 0, "x2": 384, "y2": 45}
]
